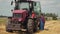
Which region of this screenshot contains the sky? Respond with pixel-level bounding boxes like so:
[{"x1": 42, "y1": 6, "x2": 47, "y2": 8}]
[{"x1": 0, "y1": 0, "x2": 60, "y2": 17}]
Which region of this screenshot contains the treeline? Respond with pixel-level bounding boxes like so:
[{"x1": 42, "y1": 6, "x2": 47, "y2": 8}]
[
  {"x1": 42, "y1": 13, "x2": 58, "y2": 20},
  {"x1": 0, "y1": 15, "x2": 7, "y2": 17}
]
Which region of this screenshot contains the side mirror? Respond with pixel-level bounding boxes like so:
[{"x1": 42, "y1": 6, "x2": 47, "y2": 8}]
[
  {"x1": 11, "y1": 9, "x2": 13, "y2": 12},
  {"x1": 11, "y1": 1, "x2": 13, "y2": 5}
]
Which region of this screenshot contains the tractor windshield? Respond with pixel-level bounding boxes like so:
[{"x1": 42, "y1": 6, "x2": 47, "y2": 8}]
[
  {"x1": 15, "y1": 2, "x2": 30, "y2": 10},
  {"x1": 13, "y1": 13, "x2": 22, "y2": 18},
  {"x1": 19, "y1": 2, "x2": 30, "y2": 10}
]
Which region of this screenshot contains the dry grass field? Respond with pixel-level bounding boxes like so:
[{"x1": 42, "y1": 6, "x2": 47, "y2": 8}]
[{"x1": 0, "y1": 17, "x2": 60, "y2": 34}]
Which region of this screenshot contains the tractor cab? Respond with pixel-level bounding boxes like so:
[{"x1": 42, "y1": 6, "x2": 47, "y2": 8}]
[
  {"x1": 13, "y1": 1, "x2": 41, "y2": 16},
  {"x1": 11, "y1": 1, "x2": 37, "y2": 22},
  {"x1": 14, "y1": 1, "x2": 35, "y2": 15}
]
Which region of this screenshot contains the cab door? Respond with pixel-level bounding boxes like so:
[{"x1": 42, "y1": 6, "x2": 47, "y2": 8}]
[{"x1": 33, "y1": 1, "x2": 41, "y2": 16}]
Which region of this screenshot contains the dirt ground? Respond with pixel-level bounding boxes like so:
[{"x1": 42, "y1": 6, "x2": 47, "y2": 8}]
[
  {"x1": 35, "y1": 20, "x2": 60, "y2": 34},
  {"x1": 0, "y1": 18, "x2": 60, "y2": 34}
]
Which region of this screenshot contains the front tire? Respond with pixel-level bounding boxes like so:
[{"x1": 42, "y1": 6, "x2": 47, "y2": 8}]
[
  {"x1": 27, "y1": 19, "x2": 33, "y2": 34},
  {"x1": 6, "y1": 29, "x2": 13, "y2": 33}
]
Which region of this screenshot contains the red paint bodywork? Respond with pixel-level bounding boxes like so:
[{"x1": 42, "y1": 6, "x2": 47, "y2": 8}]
[
  {"x1": 13, "y1": 10, "x2": 26, "y2": 13},
  {"x1": 32, "y1": 12, "x2": 36, "y2": 18},
  {"x1": 12, "y1": 10, "x2": 28, "y2": 22}
]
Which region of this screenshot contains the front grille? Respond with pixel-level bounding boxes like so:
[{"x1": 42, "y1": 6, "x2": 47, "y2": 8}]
[
  {"x1": 12, "y1": 20, "x2": 21, "y2": 24},
  {"x1": 12, "y1": 21, "x2": 18, "y2": 24},
  {"x1": 7, "y1": 19, "x2": 21, "y2": 30}
]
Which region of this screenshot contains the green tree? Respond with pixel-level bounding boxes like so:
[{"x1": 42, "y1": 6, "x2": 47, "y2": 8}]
[{"x1": 52, "y1": 13, "x2": 58, "y2": 20}]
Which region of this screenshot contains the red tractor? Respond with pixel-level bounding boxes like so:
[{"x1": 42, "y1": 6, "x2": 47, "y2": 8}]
[{"x1": 6, "y1": 0, "x2": 41, "y2": 34}]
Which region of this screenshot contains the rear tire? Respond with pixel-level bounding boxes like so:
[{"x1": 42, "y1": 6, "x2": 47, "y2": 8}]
[
  {"x1": 27, "y1": 19, "x2": 33, "y2": 34},
  {"x1": 33, "y1": 19, "x2": 38, "y2": 32}
]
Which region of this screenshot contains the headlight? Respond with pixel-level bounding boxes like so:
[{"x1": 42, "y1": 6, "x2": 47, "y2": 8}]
[{"x1": 19, "y1": 19, "x2": 21, "y2": 21}]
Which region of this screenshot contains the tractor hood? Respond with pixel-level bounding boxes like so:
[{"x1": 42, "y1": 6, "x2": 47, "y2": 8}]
[
  {"x1": 12, "y1": 18, "x2": 23, "y2": 22},
  {"x1": 12, "y1": 10, "x2": 27, "y2": 22},
  {"x1": 13, "y1": 10, "x2": 27, "y2": 13}
]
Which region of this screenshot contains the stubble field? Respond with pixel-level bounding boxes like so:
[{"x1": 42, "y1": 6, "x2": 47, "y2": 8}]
[{"x1": 0, "y1": 17, "x2": 60, "y2": 34}]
